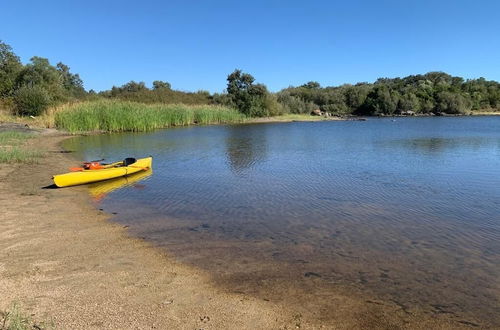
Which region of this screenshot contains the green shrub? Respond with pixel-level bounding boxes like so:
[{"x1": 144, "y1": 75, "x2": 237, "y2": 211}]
[
  {"x1": 277, "y1": 92, "x2": 316, "y2": 114},
  {"x1": 14, "y1": 85, "x2": 51, "y2": 116},
  {"x1": 263, "y1": 93, "x2": 285, "y2": 116}
]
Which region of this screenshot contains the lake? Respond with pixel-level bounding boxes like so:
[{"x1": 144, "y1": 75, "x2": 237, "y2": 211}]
[{"x1": 64, "y1": 117, "x2": 500, "y2": 327}]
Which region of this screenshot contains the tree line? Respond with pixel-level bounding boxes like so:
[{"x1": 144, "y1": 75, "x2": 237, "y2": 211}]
[
  {"x1": 277, "y1": 72, "x2": 500, "y2": 116},
  {"x1": 0, "y1": 41, "x2": 85, "y2": 116},
  {"x1": 1, "y1": 40, "x2": 499, "y2": 117}
]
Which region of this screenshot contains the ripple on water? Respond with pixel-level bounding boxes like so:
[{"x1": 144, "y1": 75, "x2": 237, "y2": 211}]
[{"x1": 66, "y1": 117, "x2": 500, "y2": 327}]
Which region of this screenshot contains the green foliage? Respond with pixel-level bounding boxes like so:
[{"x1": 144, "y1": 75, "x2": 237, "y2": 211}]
[
  {"x1": 14, "y1": 85, "x2": 51, "y2": 116},
  {"x1": 226, "y1": 69, "x2": 278, "y2": 117},
  {"x1": 152, "y1": 80, "x2": 171, "y2": 90},
  {"x1": 0, "y1": 41, "x2": 23, "y2": 97},
  {"x1": 276, "y1": 91, "x2": 316, "y2": 114},
  {"x1": 280, "y1": 72, "x2": 499, "y2": 116},
  {"x1": 54, "y1": 100, "x2": 245, "y2": 132},
  {"x1": 56, "y1": 62, "x2": 85, "y2": 97},
  {"x1": 301, "y1": 81, "x2": 321, "y2": 89},
  {"x1": 262, "y1": 93, "x2": 285, "y2": 116},
  {"x1": 101, "y1": 81, "x2": 210, "y2": 105},
  {"x1": 112, "y1": 81, "x2": 147, "y2": 94},
  {"x1": 436, "y1": 91, "x2": 470, "y2": 114},
  {"x1": 0, "y1": 41, "x2": 86, "y2": 115},
  {"x1": 15, "y1": 57, "x2": 67, "y2": 102},
  {"x1": 361, "y1": 86, "x2": 400, "y2": 115}
]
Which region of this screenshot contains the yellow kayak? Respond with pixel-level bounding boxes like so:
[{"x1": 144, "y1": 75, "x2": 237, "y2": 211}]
[{"x1": 53, "y1": 157, "x2": 152, "y2": 187}]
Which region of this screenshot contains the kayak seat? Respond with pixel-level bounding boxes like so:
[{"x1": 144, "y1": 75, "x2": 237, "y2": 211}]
[{"x1": 123, "y1": 157, "x2": 136, "y2": 166}]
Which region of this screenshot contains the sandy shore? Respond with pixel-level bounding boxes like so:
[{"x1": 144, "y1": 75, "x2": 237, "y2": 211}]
[
  {"x1": 0, "y1": 131, "x2": 298, "y2": 329},
  {"x1": 0, "y1": 128, "x2": 482, "y2": 329}
]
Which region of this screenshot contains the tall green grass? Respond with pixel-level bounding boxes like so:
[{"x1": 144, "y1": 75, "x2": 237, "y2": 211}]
[{"x1": 54, "y1": 100, "x2": 246, "y2": 133}]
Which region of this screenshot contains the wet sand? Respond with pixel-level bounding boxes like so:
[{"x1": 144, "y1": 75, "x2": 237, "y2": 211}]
[{"x1": 0, "y1": 129, "x2": 488, "y2": 329}]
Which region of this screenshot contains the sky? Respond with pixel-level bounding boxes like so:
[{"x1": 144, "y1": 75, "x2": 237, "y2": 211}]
[{"x1": 1, "y1": 0, "x2": 499, "y2": 92}]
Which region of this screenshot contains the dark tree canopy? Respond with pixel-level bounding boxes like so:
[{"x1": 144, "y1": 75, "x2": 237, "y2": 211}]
[
  {"x1": 226, "y1": 69, "x2": 282, "y2": 117},
  {"x1": 279, "y1": 72, "x2": 500, "y2": 115},
  {"x1": 56, "y1": 62, "x2": 85, "y2": 97},
  {"x1": 0, "y1": 40, "x2": 23, "y2": 97},
  {"x1": 152, "y1": 80, "x2": 171, "y2": 90}
]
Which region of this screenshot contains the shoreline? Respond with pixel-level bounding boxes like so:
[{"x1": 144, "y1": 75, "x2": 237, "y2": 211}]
[
  {"x1": 0, "y1": 131, "x2": 297, "y2": 329},
  {"x1": 2, "y1": 109, "x2": 500, "y2": 135}
]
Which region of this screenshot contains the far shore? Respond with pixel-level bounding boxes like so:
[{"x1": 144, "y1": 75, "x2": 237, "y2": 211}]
[{"x1": 1, "y1": 106, "x2": 499, "y2": 135}]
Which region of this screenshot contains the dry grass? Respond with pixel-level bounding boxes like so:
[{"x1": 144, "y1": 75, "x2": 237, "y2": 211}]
[{"x1": 470, "y1": 109, "x2": 500, "y2": 115}]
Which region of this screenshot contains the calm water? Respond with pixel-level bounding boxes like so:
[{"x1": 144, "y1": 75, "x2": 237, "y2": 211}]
[{"x1": 64, "y1": 117, "x2": 500, "y2": 327}]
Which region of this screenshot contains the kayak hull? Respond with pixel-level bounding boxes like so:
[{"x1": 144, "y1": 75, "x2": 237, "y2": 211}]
[{"x1": 53, "y1": 157, "x2": 152, "y2": 187}]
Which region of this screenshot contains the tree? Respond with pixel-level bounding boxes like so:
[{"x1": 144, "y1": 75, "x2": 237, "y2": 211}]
[
  {"x1": 301, "y1": 81, "x2": 321, "y2": 89},
  {"x1": 276, "y1": 91, "x2": 315, "y2": 114},
  {"x1": 152, "y1": 80, "x2": 171, "y2": 90},
  {"x1": 321, "y1": 88, "x2": 348, "y2": 114},
  {"x1": 0, "y1": 40, "x2": 23, "y2": 97},
  {"x1": 120, "y1": 81, "x2": 148, "y2": 93},
  {"x1": 397, "y1": 91, "x2": 420, "y2": 113},
  {"x1": 436, "y1": 92, "x2": 470, "y2": 114},
  {"x1": 15, "y1": 56, "x2": 66, "y2": 102},
  {"x1": 360, "y1": 86, "x2": 399, "y2": 115},
  {"x1": 226, "y1": 69, "x2": 270, "y2": 117},
  {"x1": 345, "y1": 84, "x2": 370, "y2": 111},
  {"x1": 56, "y1": 62, "x2": 85, "y2": 97}
]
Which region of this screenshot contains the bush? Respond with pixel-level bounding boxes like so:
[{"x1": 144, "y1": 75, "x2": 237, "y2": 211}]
[
  {"x1": 436, "y1": 92, "x2": 470, "y2": 114},
  {"x1": 263, "y1": 93, "x2": 285, "y2": 116},
  {"x1": 277, "y1": 92, "x2": 316, "y2": 114},
  {"x1": 14, "y1": 85, "x2": 51, "y2": 116}
]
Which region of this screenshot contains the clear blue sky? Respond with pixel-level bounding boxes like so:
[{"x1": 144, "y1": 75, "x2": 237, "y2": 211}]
[{"x1": 2, "y1": 0, "x2": 499, "y2": 92}]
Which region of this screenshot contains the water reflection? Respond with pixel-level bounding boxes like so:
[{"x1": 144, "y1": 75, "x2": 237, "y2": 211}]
[
  {"x1": 87, "y1": 169, "x2": 152, "y2": 202},
  {"x1": 381, "y1": 137, "x2": 499, "y2": 155},
  {"x1": 225, "y1": 124, "x2": 268, "y2": 174}
]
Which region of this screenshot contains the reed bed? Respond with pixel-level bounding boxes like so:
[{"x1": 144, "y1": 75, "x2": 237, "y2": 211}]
[{"x1": 54, "y1": 100, "x2": 246, "y2": 133}]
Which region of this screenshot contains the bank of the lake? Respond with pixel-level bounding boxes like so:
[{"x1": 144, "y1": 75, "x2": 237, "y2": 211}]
[
  {"x1": 2, "y1": 98, "x2": 499, "y2": 135},
  {"x1": 0, "y1": 130, "x2": 299, "y2": 329}
]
